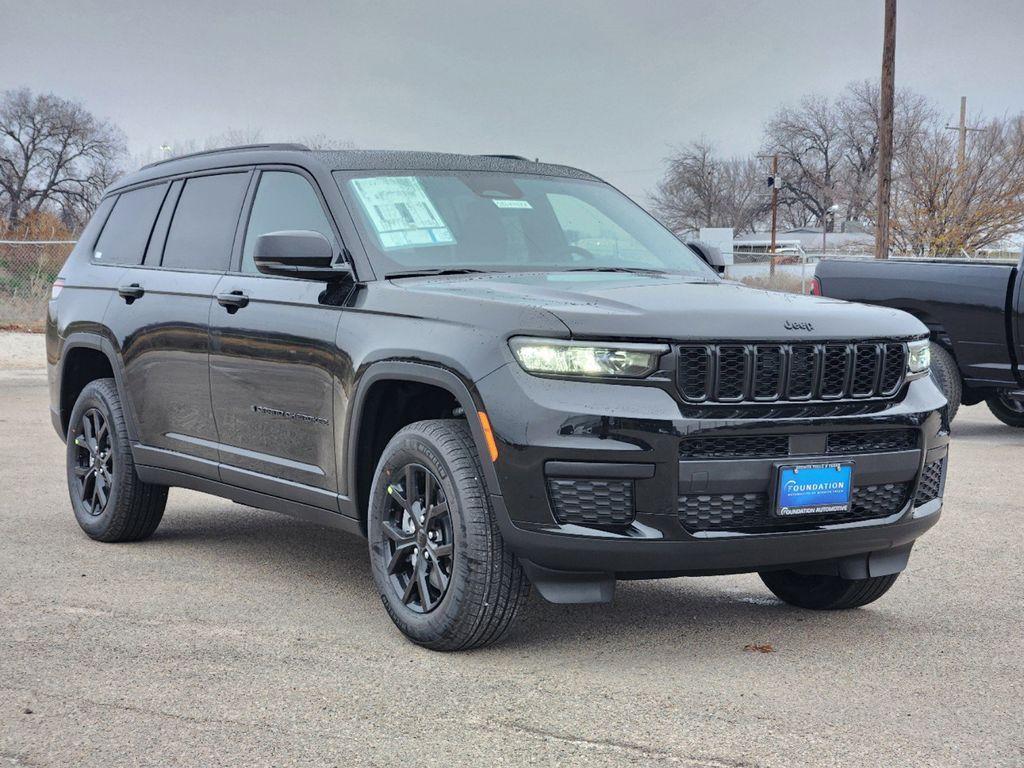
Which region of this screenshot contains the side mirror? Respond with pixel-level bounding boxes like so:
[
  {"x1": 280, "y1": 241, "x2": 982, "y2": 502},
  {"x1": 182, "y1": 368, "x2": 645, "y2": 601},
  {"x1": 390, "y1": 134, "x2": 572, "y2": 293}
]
[
  {"x1": 254, "y1": 230, "x2": 353, "y2": 281},
  {"x1": 685, "y1": 240, "x2": 727, "y2": 274}
]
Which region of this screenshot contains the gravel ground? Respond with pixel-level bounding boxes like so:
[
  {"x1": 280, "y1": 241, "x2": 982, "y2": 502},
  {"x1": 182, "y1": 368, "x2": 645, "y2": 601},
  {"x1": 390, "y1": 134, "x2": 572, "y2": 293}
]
[
  {"x1": 1, "y1": 370, "x2": 1021, "y2": 767},
  {"x1": 0, "y1": 332, "x2": 45, "y2": 370}
]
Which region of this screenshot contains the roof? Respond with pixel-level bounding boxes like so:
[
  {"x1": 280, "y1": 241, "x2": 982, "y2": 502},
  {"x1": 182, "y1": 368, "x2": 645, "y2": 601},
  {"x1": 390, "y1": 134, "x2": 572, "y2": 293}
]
[{"x1": 110, "y1": 145, "x2": 600, "y2": 193}]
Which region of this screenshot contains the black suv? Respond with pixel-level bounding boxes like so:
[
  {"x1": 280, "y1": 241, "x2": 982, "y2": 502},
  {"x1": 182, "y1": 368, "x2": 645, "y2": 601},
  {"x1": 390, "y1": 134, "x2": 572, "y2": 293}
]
[{"x1": 47, "y1": 145, "x2": 948, "y2": 650}]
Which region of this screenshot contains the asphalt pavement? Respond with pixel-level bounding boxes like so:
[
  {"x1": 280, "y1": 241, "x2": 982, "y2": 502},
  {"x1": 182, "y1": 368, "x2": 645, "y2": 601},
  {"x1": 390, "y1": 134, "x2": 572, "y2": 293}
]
[{"x1": 1, "y1": 365, "x2": 1021, "y2": 767}]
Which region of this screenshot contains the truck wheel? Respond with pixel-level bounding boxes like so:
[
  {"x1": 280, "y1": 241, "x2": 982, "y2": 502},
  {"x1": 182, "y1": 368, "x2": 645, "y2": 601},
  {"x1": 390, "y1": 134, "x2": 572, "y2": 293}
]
[
  {"x1": 759, "y1": 570, "x2": 900, "y2": 610},
  {"x1": 985, "y1": 392, "x2": 1024, "y2": 428},
  {"x1": 928, "y1": 342, "x2": 961, "y2": 422},
  {"x1": 367, "y1": 419, "x2": 530, "y2": 651},
  {"x1": 66, "y1": 379, "x2": 168, "y2": 542}
]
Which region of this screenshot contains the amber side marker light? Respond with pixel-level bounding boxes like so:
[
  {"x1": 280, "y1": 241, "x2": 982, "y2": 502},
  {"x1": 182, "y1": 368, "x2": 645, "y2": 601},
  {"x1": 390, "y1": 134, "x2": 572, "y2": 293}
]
[{"x1": 477, "y1": 411, "x2": 499, "y2": 462}]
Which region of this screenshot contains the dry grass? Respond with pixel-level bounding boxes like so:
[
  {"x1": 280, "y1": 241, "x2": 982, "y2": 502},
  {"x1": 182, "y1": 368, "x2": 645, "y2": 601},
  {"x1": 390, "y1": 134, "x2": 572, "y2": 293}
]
[{"x1": 738, "y1": 272, "x2": 810, "y2": 294}]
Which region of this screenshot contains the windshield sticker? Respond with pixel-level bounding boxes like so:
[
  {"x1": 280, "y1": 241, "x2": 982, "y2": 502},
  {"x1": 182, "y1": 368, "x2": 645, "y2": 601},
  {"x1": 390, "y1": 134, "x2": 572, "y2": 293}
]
[
  {"x1": 492, "y1": 199, "x2": 532, "y2": 209},
  {"x1": 350, "y1": 176, "x2": 455, "y2": 250}
]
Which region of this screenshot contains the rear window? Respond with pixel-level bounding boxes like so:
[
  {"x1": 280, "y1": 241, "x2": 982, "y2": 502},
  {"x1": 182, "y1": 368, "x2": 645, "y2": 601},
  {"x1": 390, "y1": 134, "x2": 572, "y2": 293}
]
[
  {"x1": 92, "y1": 184, "x2": 169, "y2": 265},
  {"x1": 161, "y1": 173, "x2": 249, "y2": 271}
]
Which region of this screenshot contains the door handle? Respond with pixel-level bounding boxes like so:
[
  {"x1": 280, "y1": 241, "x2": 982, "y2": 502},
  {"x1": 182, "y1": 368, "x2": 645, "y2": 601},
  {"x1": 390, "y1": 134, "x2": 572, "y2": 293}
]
[
  {"x1": 216, "y1": 290, "x2": 250, "y2": 312},
  {"x1": 117, "y1": 283, "x2": 144, "y2": 303}
]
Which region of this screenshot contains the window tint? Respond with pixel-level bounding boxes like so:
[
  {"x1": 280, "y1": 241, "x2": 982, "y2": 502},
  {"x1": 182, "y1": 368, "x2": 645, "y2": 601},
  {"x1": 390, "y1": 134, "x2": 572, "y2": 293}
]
[
  {"x1": 241, "y1": 172, "x2": 336, "y2": 273},
  {"x1": 92, "y1": 184, "x2": 168, "y2": 265},
  {"x1": 161, "y1": 173, "x2": 249, "y2": 271}
]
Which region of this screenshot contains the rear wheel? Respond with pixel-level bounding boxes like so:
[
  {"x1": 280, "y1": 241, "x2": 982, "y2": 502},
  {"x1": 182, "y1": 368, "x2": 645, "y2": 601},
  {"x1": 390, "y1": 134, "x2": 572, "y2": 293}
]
[
  {"x1": 985, "y1": 392, "x2": 1024, "y2": 428},
  {"x1": 928, "y1": 342, "x2": 961, "y2": 422},
  {"x1": 66, "y1": 379, "x2": 168, "y2": 542},
  {"x1": 759, "y1": 570, "x2": 900, "y2": 610},
  {"x1": 367, "y1": 419, "x2": 529, "y2": 651}
]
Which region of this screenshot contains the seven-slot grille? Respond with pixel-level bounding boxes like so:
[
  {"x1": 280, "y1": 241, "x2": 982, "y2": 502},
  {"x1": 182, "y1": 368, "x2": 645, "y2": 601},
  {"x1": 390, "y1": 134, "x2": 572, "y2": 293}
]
[{"x1": 676, "y1": 342, "x2": 907, "y2": 404}]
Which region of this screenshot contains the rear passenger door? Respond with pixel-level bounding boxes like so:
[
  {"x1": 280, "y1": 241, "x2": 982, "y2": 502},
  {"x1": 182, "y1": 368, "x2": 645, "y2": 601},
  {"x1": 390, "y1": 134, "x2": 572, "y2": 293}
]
[
  {"x1": 208, "y1": 169, "x2": 346, "y2": 509},
  {"x1": 103, "y1": 171, "x2": 251, "y2": 479}
]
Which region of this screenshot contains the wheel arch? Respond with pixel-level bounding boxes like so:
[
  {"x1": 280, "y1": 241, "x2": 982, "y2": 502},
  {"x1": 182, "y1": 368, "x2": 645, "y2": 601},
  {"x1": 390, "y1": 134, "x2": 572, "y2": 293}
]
[
  {"x1": 58, "y1": 332, "x2": 137, "y2": 443},
  {"x1": 345, "y1": 361, "x2": 501, "y2": 535}
]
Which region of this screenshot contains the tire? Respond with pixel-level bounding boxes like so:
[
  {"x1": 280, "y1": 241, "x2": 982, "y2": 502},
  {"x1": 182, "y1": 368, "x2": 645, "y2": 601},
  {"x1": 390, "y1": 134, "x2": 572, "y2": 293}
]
[
  {"x1": 985, "y1": 391, "x2": 1024, "y2": 428},
  {"x1": 367, "y1": 419, "x2": 529, "y2": 651},
  {"x1": 928, "y1": 342, "x2": 961, "y2": 422},
  {"x1": 66, "y1": 378, "x2": 168, "y2": 542},
  {"x1": 759, "y1": 570, "x2": 900, "y2": 610}
]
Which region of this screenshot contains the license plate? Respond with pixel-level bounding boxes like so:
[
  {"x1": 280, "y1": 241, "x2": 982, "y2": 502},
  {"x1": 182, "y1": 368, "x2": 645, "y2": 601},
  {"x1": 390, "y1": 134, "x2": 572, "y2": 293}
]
[{"x1": 775, "y1": 462, "x2": 853, "y2": 517}]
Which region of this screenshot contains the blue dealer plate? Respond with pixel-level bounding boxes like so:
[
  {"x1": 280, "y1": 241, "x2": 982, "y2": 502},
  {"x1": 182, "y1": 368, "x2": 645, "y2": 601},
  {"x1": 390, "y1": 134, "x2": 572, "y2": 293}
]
[{"x1": 775, "y1": 462, "x2": 853, "y2": 517}]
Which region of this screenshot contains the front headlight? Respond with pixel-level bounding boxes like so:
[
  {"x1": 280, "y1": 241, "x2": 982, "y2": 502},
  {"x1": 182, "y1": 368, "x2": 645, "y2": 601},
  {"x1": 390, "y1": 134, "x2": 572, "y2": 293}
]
[
  {"x1": 509, "y1": 337, "x2": 668, "y2": 378},
  {"x1": 907, "y1": 339, "x2": 930, "y2": 377}
]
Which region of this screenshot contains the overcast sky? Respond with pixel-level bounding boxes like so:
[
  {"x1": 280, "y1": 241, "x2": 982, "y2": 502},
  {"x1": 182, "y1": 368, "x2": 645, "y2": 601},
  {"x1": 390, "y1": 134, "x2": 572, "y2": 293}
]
[{"x1": 6, "y1": 0, "x2": 1024, "y2": 201}]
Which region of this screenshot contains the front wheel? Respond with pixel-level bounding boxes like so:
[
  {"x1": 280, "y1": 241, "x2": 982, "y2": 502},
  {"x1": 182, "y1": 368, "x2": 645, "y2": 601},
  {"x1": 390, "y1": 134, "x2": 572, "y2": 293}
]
[
  {"x1": 985, "y1": 392, "x2": 1024, "y2": 428},
  {"x1": 759, "y1": 570, "x2": 900, "y2": 610},
  {"x1": 66, "y1": 378, "x2": 168, "y2": 542},
  {"x1": 367, "y1": 419, "x2": 529, "y2": 651}
]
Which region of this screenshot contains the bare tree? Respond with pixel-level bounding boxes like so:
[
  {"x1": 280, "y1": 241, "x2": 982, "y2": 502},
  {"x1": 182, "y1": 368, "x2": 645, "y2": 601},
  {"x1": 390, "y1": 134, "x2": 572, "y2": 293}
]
[
  {"x1": 651, "y1": 140, "x2": 766, "y2": 235},
  {"x1": 761, "y1": 83, "x2": 936, "y2": 231},
  {"x1": 133, "y1": 128, "x2": 357, "y2": 167},
  {"x1": 0, "y1": 88, "x2": 126, "y2": 229},
  {"x1": 837, "y1": 80, "x2": 936, "y2": 224},
  {"x1": 762, "y1": 94, "x2": 843, "y2": 229},
  {"x1": 657, "y1": 81, "x2": 1023, "y2": 255},
  {"x1": 297, "y1": 133, "x2": 357, "y2": 150},
  {"x1": 892, "y1": 114, "x2": 1024, "y2": 253}
]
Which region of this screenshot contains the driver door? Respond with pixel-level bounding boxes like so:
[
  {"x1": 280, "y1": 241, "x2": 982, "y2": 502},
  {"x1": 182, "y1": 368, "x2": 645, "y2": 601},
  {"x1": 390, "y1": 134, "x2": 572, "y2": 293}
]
[{"x1": 208, "y1": 169, "x2": 346, "y2": 509}]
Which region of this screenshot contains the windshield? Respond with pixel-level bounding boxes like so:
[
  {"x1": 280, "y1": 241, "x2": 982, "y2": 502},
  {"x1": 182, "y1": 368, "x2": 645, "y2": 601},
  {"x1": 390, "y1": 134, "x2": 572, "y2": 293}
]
[{"x1": 334, "y1": 170, "x2": 716, "y2": 279}]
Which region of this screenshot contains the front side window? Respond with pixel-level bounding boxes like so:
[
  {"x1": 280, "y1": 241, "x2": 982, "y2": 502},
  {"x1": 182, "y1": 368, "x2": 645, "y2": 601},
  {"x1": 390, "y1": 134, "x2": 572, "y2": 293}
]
[
  {"x1": 335, "y1": 170, "x2": 714, "y2": 278},
  {"x1": 92, "y1": 183, "x2": 169, "y2": 265},
  {"x1": 161, "y1": 173, "x2": 249, "y2": 271},
  {"x1": 241, "y1": 172, "x2": 337, "y2": 273}
]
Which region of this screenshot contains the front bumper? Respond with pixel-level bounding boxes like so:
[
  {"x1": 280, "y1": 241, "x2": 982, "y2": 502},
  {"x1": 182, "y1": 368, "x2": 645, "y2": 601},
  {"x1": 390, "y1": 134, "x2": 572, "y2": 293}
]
[{"x1": 476, "y1": 362, "x2": 948, "y2": 580}]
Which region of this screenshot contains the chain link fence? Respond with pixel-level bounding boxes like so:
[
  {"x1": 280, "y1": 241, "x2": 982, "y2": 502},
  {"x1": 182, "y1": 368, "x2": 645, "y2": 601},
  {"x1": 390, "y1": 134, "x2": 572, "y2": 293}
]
[{"x1": 0, "y1": 240, "x2": 75, "y2": 331}]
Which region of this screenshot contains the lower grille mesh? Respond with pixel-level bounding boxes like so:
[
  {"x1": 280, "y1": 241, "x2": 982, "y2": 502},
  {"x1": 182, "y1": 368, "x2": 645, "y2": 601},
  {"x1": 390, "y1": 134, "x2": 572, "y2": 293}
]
[
  {"x1": 679, "y1": 482, "x2": 910, "y2": 533},
  {"x1": 826, "y1": 429, "x2": 919, "y2": 455},
  {"x1": 915, "y1": 459, "x2": 945, "y2": 505},
  {"x1": 548, "y1": 478, "x2": 635, "y2": 527},
  {"x1": 679, "y1": 434, "x2": 790, "y2": 459}
]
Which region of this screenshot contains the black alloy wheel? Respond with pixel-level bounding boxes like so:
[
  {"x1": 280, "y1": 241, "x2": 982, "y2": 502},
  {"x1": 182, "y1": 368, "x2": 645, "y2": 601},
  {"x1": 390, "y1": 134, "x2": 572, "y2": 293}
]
[
  {"x1": 381, "y1": 463, "x2": 455, "y2": 613},
  {"x1": 72, "y1": 408, "x2": 114, "y2": 517}
]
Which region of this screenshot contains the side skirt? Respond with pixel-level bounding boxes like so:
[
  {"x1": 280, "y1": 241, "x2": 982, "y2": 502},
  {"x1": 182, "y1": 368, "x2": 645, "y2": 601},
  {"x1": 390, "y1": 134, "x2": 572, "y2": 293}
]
[{"x1": 136, "y1": 464, "x2": 364, "y2": 537}]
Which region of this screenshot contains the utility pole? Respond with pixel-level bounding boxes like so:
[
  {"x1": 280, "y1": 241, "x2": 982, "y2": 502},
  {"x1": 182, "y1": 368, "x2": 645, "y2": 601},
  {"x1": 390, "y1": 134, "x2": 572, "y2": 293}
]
[
  {"x1": 875, "y1": 0, "x2": 896, "y2": 260},
  {"x1": 759, "y1": 153, "x2": 780, "y2": 276},
  {"x1": 945, "y1": 96, "x2": 985, "y2": 172}
]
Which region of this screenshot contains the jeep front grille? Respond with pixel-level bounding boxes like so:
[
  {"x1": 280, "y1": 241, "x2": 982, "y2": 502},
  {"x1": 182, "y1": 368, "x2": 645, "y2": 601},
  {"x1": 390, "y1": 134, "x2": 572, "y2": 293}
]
[{"x1": 675, "y1": 342, "x2": 907, "y2": 404}]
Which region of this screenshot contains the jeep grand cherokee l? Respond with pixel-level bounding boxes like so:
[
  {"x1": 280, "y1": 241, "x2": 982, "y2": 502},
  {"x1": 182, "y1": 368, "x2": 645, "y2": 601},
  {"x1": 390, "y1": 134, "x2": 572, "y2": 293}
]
[{"x1": 46, "y1": 144, "x2": 948, "y2": 650}]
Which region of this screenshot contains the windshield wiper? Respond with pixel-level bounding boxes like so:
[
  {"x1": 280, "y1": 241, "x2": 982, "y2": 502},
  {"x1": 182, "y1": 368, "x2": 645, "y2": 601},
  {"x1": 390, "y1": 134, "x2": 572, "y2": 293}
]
[
  {"x1": 385, "y1": 267, "x2": 490, "y2": 279},
  {"x1": 561, "y1": 267, "x2": 669, "y2": 275}
]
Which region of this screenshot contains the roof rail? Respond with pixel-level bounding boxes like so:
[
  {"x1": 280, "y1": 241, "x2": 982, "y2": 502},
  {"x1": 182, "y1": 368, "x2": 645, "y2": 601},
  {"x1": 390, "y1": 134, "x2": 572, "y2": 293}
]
[
  {"x1": 140, "y1": 143, "x2": 310, "y2": 170},
  {"x1": 477, "y1": 154, "x2": 533, "y2": 162}
]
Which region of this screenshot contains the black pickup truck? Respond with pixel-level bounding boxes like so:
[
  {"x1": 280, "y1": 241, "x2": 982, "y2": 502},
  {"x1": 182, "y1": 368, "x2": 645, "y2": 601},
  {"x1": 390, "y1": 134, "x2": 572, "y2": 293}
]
[{"x1": 815, "y1": 254, "x2": 1024, "y2": 425}]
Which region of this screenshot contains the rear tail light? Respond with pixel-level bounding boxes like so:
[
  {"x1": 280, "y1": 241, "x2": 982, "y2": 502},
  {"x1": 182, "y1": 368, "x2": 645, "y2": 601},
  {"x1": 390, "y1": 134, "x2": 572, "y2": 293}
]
[
  {"x1": 51, "y1": 277, "x2": 65, "y2": 300},
  {"x1": 809, "y1": 276, "x2": 822, "y2": 296}
]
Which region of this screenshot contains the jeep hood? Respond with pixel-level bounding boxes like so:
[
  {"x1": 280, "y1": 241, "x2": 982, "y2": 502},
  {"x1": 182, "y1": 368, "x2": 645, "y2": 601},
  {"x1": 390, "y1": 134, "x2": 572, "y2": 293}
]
[{"x1": 392, "y1": 272, "x2": 926, "y2": 341}]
